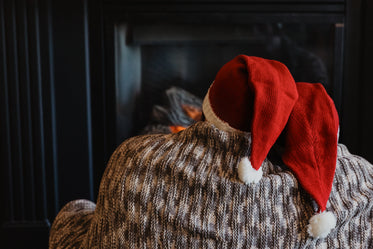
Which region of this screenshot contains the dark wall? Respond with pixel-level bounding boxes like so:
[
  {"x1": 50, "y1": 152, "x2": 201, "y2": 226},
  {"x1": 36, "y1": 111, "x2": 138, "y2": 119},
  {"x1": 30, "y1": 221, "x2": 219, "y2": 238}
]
[
  {"x1": 342, "y1": 0, "x2": 373, "y2": 161},
  {"x1": 0, "y1": 0, "x2": 105, "y2": 248},
  {"x1": 1, "y1": 0, "x2": 57, "y2": 247},
  {"x1": 0, "y1": 0, "x2": 372, "y2": 248},
  {"x1": 359, "y1": 0, "x2": 373, "y2": 158}
]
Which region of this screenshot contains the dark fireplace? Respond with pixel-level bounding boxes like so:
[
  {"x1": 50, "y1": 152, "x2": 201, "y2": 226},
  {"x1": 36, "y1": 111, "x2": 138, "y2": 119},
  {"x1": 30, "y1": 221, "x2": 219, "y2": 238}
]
[{"x1": 114, "y1": 15, "x2": 344, "y2": 143}]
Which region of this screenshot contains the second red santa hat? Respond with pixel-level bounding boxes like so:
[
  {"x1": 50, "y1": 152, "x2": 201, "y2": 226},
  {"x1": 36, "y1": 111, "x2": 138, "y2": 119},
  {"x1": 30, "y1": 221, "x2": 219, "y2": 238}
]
[{"x1": 281, "y1": 82, "x2": 339, "y2": 238}]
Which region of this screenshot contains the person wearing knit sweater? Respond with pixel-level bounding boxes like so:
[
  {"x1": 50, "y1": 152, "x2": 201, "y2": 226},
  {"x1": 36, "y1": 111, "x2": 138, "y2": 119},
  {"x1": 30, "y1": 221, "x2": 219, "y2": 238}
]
[{"x1": 49, "y1": 55, "x2": 373, "y2": 249}]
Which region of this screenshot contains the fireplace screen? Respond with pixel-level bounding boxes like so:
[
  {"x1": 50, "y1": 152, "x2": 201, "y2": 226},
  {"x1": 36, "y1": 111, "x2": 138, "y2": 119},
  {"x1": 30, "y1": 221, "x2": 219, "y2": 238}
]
[{"x1": 115, "y1": 21, "x2": 344, "y2": 144}]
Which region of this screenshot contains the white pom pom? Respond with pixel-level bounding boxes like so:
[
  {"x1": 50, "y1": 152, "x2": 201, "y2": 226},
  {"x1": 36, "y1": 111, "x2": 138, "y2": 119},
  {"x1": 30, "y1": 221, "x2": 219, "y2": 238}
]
[
  {"x1": 307, "y1": 211, "x2": 336, "y2": 238},
  {"x1": 237, "y1": 157, "x2": 263, "y2": 184}
]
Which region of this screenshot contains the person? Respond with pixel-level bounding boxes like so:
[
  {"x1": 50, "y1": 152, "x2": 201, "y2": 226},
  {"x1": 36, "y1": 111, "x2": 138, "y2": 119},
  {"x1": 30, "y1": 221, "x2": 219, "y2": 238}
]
[{"x1": 49, "y1": 55, "x2": 373, "y2": 248}]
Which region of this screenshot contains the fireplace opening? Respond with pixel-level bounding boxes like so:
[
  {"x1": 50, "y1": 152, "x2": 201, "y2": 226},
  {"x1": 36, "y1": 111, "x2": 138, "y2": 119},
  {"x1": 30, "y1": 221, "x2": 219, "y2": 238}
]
[{"x1": 114, "y1": 21, "x2": 343, "y2": 144}]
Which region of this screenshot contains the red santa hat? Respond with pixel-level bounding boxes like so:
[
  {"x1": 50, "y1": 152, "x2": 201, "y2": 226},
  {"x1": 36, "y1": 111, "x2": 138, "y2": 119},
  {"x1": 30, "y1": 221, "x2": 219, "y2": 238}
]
[
  {"x1": 202, "y1": 55, "x2": 339, "y2": 238},
  {"x1": 281, "y1": 82, "x2": 339, "y2": 238},
  {"x1": 203, "y1": 55, "x2": 299, "y2": 182}
]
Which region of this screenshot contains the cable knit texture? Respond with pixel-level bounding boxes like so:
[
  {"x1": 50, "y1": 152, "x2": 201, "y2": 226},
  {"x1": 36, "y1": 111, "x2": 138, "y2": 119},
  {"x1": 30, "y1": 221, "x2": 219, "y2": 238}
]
[{"x1": 49, "y1": 122, "x2": 373, "y2": 249}]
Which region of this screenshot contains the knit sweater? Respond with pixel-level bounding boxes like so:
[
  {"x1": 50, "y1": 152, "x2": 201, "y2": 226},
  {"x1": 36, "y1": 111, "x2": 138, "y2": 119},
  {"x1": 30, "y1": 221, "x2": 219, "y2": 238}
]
[{"x1": 49, "y1": 122, "x2": 373, "y2": 248}]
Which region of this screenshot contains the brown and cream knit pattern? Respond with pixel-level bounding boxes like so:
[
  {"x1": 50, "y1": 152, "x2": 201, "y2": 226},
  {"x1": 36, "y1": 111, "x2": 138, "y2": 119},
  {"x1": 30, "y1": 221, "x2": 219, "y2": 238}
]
[{"x1": 49, "y1": 122, "x2": 373, "y2": 249}]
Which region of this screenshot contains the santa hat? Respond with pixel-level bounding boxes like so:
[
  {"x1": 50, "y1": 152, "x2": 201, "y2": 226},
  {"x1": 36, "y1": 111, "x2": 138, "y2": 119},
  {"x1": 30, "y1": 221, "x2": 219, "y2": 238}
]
[
  {"x1": 281, "y1": 82, "x2": 339, "y2": 238},
  {"x1": 203, "y1": 55, "x2": 299, "y2": 182},
  {"x1": 203, "y1": 55, "x2": 339, "y2": 238}
]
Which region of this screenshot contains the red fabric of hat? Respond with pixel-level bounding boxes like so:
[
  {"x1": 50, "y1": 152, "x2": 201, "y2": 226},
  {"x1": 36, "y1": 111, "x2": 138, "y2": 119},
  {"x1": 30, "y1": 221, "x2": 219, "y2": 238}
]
[
  {"x1": 281, "y1": 82, "x2": 339, "y2": 212},
  {"x1": 204, "y1": 55, "x2": 299, "y2": 170}
]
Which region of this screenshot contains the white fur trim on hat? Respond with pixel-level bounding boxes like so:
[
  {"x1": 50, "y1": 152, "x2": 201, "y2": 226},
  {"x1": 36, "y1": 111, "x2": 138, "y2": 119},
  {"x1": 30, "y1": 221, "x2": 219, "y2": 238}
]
[
  {"x1": 307, "y1": 211, "x2": 336, "y2": 238},
  {"x1": 203, "y1": 87, "x2": 249, "y2": 136},
  {"x1": 238, "y1": 157, "x2": 263, "y2": 184}
]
